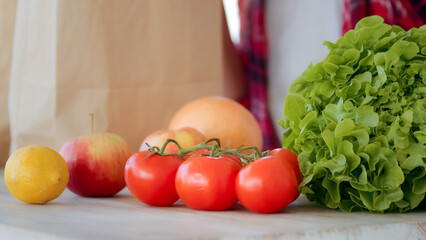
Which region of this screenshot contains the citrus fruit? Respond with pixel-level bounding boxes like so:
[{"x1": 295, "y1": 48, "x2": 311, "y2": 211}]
[
  {"x1": 168, "y1": 96, "x2": 263, "y2": 150},
  {"x1": 4, "y1": 145, "x2": 70, "y2": 204}
]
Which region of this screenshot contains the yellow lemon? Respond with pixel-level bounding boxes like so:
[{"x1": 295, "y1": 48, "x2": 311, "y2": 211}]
[{"x1": 4, "y1": 145, "x2": 69, "y2": 204}]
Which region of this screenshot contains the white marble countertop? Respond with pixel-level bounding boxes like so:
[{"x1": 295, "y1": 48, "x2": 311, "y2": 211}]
[{"x1": 1, "y1": 169, "x2": 425, "y2": 240}]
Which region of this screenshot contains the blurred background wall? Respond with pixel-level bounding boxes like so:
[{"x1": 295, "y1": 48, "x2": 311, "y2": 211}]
[{"x1": 0, "y1": 0, "x2": 16, "y2": 167}]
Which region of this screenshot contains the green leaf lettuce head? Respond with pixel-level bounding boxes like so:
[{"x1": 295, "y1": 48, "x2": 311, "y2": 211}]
[{"x1": 280, "y1": 16, "x2": 426, "y2": 213}]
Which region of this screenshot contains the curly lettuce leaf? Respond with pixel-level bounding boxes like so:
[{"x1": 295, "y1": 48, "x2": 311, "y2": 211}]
[{"x1": 280, "y1": 16, "x2": 426, "y2": 213}]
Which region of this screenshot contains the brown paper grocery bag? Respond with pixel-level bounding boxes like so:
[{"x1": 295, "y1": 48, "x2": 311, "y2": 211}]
[
  {"x1": 9, "y1": 0, "x2": 222, "y2": 154},
  {"x1": 0, "y1": 0, "x2": 16, "y2": 167}
]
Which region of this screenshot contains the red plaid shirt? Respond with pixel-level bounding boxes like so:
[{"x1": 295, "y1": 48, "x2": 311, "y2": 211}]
[
  {"x1": 237, "y1": 0, "x2": 280, "y2": 151},
  {"x1": 342, "y1": 0, "x2": 426, "y2": 33}
]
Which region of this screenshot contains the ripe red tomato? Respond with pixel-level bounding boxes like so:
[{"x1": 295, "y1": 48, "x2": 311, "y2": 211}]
[
  {"x1": 185, "y1": 149, "x2": 211, "y2": 159},
  {"x1": 235, "y1": 156, "x2": 299, "y2": 214},
  {"x1": 270, "y1": 148, "x2": 301, "y2": 184},
  {"x1": 124, "y1": 152, "x2": 183, "y2": 207},
  {"x1": 270, "y1": 148, "x2": 301, "y2": 201},
  {"x1": 175, "y1": 155, "x2": 241, "y2": 211},
  {"x1": 186, "y1": 149, "x2": 243, "y2": 168}
]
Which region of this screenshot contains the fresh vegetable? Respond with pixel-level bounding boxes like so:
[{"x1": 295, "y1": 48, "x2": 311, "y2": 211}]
[
  {"x1": 124, "y1": 152, "x2": 183, "y2": 207},
  {"x1": 235, "y1": 156, "x2": 299, "y2": 214},
  {"x1": 175, "y1": 155, "x2": 241, "y2": 211},
  {"x1": 126, "y1": 137, "x2": 299, "y2": 213},
  {"x1": 270, "y1": 148, "x2": 301, "y2": 201},
  {"x1": 185, "y1": 148, "x2": 212, "y2": 159},
  {"x1": 280, "y1": 16, "x2": 426, "y2": 213},
  {"x1": 270, "y1": 148, "x2": 302, "y2": 185},
  {"x1": 185, "y1": 148, "x2": 243, "y2": 167},
  {"x1": 172, "y1": 140, "x2": 298, "y2": 213}
]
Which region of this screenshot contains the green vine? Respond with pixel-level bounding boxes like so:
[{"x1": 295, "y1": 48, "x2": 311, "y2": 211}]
[{"x1": 143, "y1": 138, "x2": 268, "y2": 166}]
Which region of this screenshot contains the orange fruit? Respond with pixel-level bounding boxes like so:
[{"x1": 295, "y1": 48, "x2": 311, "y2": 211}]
[{"x1": 168, "y1": 96, "x2": 263, "y2": 151}]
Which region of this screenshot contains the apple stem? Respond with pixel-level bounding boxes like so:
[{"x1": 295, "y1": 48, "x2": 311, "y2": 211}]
[{"x1": 90, "y1": 113, "x2": 94, "y2": 134}]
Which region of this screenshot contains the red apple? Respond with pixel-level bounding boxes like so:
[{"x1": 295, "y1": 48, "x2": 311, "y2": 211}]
[
  {"x1": 139, "y1": 127, "x2": 206, "y2": 153},
  {"x1": 59, "y1": 133, "x2": 132, "y2": 197}
]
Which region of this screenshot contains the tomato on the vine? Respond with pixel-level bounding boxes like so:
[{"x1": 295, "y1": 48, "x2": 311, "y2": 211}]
[
  {"x1": 235, "y1": 156, "x2": 298, "y2": 214},
  {"x1": 270, "y1": 148, "x2": 301, "y2": 184},
  {"x1": 124, "y1": 152, "x2": 183, "y2": 207},
  {"x1": 185, "y1": 149, "x2": 211, "y2": 159},
  {"x1": 186, "y1": 149, "x2": 243, "y2": 168},
  {"x1": 175, "y1": 155, "x2": 241, "y2": 211},
  {"x1": 270, "y1": 148, "x2": 301, "y2": 201}
]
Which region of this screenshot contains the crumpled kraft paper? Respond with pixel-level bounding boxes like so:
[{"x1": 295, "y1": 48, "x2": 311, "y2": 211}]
[{"x1": 8, "y1": 0, "x2": 222, "y2": 156}]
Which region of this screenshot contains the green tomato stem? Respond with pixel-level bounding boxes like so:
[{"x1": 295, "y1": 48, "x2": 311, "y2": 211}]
[
  {"x1": 158, "y1": 139, "x2": 182, "y2": 155},
  {"x1": 153, "y1": 137, "x2": 265, "y2": 166}
]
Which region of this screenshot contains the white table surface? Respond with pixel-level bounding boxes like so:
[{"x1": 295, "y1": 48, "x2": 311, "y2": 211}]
[{"x1": 1, "y1": 169, "x2": 425, "y2": 240}]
